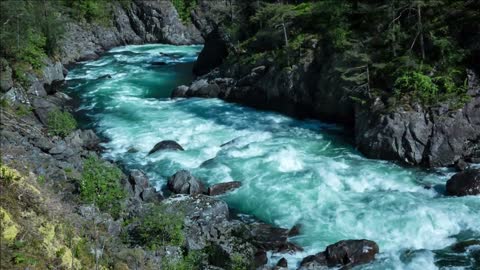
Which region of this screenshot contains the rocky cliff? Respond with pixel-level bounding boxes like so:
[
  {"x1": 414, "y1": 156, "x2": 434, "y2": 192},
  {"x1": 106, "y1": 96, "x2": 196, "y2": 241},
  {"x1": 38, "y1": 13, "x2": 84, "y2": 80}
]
[{"x1": 174, "y1": 33, "x2": 480, "y2": 168}]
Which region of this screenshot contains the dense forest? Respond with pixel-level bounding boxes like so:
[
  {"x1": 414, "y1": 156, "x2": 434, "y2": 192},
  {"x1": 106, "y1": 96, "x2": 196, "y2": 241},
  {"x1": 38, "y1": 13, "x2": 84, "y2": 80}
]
[{"x1": 218, "y1": 0, "x2": 479, "y2": 107}]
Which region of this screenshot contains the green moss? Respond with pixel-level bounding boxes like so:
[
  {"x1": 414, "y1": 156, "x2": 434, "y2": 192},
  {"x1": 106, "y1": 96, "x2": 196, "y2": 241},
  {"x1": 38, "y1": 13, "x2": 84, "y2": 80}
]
[
  {"x1": 231, "y1": 253, "x2": 250, "y2": 270},
  {"x1": 0, "y1": 207, "x2": 19, "y2": 244}
]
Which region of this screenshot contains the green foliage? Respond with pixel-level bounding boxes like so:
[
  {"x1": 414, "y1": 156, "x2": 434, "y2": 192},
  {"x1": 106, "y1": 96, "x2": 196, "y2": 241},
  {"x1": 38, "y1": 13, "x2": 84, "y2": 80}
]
[
  {"x1": 394, "y1": 69, "x2": 469, "y2": 105},
  {"x1": 47, "y1": 109, "x2": 77, "y2": 137},
  {"x1": 395, "y1": 70, "x2": 438, "y2": 104},
  {"x1": 80, "y1": 156, "x2": 125, "y2": 217},
  {"x1": 1, "y1": 164, "x2": 22, "y2": 185},
  {"x1": 14, "y1": 104, "x2": 32, "y2": 117},
  {"x1": 62, "y1": 0, "x2": 113, "y2": 25},
  {"x1": 231, "y1": 253, "x2": 249, "y2": 270},
  {"x1": 15, "y1": 30, "x2": 47, "y2": 71},
  {"x1": 162, "y1": 250, "x2": 205, "y2": 270},
  {"x1": 124, "y1": 205, "x2": 185, "y2": 250},
  {"x1": 171, "y1": 0, "x2": 196, "y2": 23},
  {"x1": 13, "y1": 252, "x2": 38, "y2": 266}
]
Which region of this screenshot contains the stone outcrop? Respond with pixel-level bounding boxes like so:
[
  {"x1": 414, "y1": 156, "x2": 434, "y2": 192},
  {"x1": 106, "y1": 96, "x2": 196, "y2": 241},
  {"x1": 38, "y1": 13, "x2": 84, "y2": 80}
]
[
  {"x1": 59, "y1": 0, "x2": 203, "y2": 65},
  {"x1": 355, "y1": 83, "x2": 480, "y2": 167},
  {"x1": 446, "y1": 169, "x2": 480, "y2": 196},
  {"x1": 168, "y1": 170, "x2": 206, "y2": 195},
  {"x1": 299, "y1": 239, "x2": 379, "y2": 269}
]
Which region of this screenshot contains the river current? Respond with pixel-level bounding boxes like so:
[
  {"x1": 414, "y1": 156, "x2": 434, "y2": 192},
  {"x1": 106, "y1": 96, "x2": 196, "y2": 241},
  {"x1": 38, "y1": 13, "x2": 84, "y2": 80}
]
[{"x1": 65, "y1": 44, "x2": 480, "y2": 270}]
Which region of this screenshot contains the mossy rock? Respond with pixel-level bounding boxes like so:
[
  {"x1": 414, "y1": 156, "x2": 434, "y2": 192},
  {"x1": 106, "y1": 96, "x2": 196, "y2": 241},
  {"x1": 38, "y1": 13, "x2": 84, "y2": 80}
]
[{"x1": 0, "y1": 207, "x2": 19, "y2": 244}]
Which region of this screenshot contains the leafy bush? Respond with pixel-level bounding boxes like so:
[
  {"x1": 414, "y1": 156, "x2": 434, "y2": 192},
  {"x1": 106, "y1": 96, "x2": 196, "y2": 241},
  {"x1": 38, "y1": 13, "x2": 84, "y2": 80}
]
[
  {"x1": 125, "y1": 205, "x2": 184, "y2": 250},
  {"x1": 80, "y1": 156, "x2": 125, "y2": 217},
  {"x1": 16, "y1": 30, "x2": 47, "y2": 71},
  {"x1": 162, "y1": 250, "x2": 205, "y2": 270},
  {"x1": 395, "y1": 71, "x2": 438, "y2": 104},
  {"x1": 231, "y1": 253, "x2": 250, "y2": 270},
  {"x1": 47, "y1": 109, "x2": 77, "y2": 137}
]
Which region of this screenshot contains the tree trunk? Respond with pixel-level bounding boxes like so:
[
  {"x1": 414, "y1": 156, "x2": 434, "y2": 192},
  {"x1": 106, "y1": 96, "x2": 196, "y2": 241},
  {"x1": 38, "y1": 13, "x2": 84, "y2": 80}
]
[{"x1": 417, "y1": 3, "x2": 425, "y2": 60}]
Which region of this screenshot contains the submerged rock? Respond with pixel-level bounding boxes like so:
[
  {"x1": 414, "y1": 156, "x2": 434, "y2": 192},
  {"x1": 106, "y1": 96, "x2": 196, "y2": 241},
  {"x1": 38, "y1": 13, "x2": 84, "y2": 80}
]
[
  {"x1": 446, "y1": 169, "x2": 480, "y2": 196},
  {"x1": 300, "y1": 239, "x2": 379, "y2": 269},
  {"x1": 208, "y1": 181, "x2": 242, "y2": 196},
  {"x1": 168, "y1": 170, "x2": 206, "y2": 195},
  {"x1": 275, "y1": 258, "x2": 288, "y2": 269},
  {"x1": 147, "y1": 140, "x2": 184, "y2": 155}
]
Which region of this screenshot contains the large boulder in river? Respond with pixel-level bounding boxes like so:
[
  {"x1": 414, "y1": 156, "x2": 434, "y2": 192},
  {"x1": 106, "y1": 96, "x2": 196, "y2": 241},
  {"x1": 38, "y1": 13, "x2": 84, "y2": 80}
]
[
  {"x1": 300, "y1": 239, "x2": 379, "y2": 269},
  {"x1": 168, "y1": 170, "x2": 206, "y2": 195},
  {"x1": 446, "y1": 169, "x2": 480, "y2": 196},
  {"x1": 148, "y1": 140, "x2": 184, "y2": 155}
]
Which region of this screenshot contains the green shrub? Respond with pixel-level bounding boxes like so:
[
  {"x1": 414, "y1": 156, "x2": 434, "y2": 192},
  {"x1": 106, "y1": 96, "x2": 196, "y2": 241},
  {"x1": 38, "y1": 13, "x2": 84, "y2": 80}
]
[
  {"x1": 16, "y1": 30, "x2": 47, "y2": 71},
  {"x1": 15, "y1": 104, "x2": 32, "y2": 117},
  {"x1": 172, "y1": 0, "x2": 196, "y2": 23},
  {"x1": 80, "y1": 156, "x2": 125, "y2": 218},
  {"x1": 125, "y1": 205, "x2": 184, "y2": 250},
  {"x1": 162, "y1": 250, "x2": 205, "y2": 270},
  {"x1": 47, "y1": 109, "x2": 77, "y2": 137},
  {"x1": 394, "y1": 71, "x2": 438, "y2": 104},
  {"x1": 231, "y1": 253, "x2": 249, "y2": 270}
]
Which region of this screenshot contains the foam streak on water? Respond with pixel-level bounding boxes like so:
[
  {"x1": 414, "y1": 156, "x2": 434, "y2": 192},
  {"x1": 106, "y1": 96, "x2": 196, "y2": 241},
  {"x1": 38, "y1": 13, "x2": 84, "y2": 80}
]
[{"x1": 65, "y1": 44, "x2": 480, "y2": 270}]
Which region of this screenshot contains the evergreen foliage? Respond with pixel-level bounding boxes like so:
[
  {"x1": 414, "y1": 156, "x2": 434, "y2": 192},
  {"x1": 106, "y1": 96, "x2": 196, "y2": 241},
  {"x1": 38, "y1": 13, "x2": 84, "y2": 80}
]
[
  {"x1": 172, "y1": 0, "x2": 197, "y2": 22},
  {"x1": 227, "y1": 0, "x2": 478, "y2": 107}
]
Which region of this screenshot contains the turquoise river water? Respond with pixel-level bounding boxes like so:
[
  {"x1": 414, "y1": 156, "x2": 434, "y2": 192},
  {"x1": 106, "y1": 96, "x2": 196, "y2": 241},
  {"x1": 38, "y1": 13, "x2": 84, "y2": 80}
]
[{"x1": 65, "y1": 44, "x2": 480, "y2": 270}]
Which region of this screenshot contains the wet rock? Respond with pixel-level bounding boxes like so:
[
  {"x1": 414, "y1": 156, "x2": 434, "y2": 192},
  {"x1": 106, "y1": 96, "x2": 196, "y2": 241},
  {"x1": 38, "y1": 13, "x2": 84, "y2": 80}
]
[
  {"x1": 97, "y1": 74, "x2": 112, "y2": 79},
  {"x1": 300, "y1": 239, "x2": 379, "y2": 269},
  {"x1": 288, "y1": 224, "x2": 302, "y2": 237},
  {"x1": 151, "y1": 61, "x2": 168, "y2": 66},
  {"x1": 249, "y1": 223, "x2": 302, "y2": 253},
  {"x1": 254, "y1": 249, "x2": 268, "y2": 267},
  {"x1": 193, "y1": 27, "x2": 230, "y2": 76},
  {"x1": 276, "y1": 257, "x2": 288, "y2": 268},
  {"x1": 147, "y1": 140, "x2": 184, "y2": 155},
  {"x1": 208, "y1": 181, "x2": 242, "y2": 196},
  {"x1": 451, "y1": 239, "x2": 480, "y2": 253},
  {"x1": 171, "y1": 85, "x2": 189, "y2": 98},
  {"x1": 454, "y1": 159, "x2": 469, "y2": 172},
  {"x1": 446, "y1": 169, "x2": 480, "y2": 196},
  {"x1": 168, "y1": 170, "x2": 206, "y2": 195}
]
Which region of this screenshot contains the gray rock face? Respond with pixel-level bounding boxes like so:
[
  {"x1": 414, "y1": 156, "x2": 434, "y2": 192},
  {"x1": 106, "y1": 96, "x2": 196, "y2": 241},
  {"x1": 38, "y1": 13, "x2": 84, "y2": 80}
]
[
  {"x1": 0, "y1": 60, "x2": 13, "y2": 92},
  {"x1": 356, "y1": 92, "x2": 480, "y2": 167},
  {"x1": 167, "y1": 170, "x2": 206, "y2": 195},
  {"x1": 193, "y1": 27, "x2": 230, "y2": 76},
  {"x1": 59, "y1": 1, "x2": 203, "y2": 65},
  {"x1": 127, "y1": 169, "x2": 163, "y2": 202},
  {"x1": 163, "y1": 194, "x2": 256, "y2": 266},
  {"x1": 446, "y1": 169, "x2": 480, "y2": 196},
  {"x1": 300, "y1": 239, "x2": 379, "y2": 269}
]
